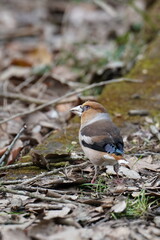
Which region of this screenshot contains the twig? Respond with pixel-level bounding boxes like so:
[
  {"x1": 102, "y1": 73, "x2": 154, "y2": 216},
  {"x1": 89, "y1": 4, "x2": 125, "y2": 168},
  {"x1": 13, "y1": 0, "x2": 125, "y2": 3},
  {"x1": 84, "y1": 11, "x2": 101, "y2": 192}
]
[
  {"x1": 0, "y1": 186, "x2": 72, "y2": 203},
  {"x1": 128, "y1": 151, "x2": 160, "y2": 157},
  {"x1": 21, "y1": 162, "x2": 88, "y2": 185},
  {"x1": 14, "y1": 185, "x2": 58, "y2": 194},
  {"x1": 0, "y1": 27, "x2": 41, "y2": 41},
  {"x1": 150, "y1": 125, "x2": 160, "y2": 141},
  {"x1": 15, "y1": 185, "x2": 78, "y2": 195},
  {"x1": 0, "y1": 92, "x2": 47, "y2": 105},
  {"x1": 0, "y1": 179, "x2": 24, "y2": 185},
  {"x1": 0, "y1": 162, "x2": 88, "y2": 186},
  {"x1": 16, "y1": 72, "x2": 49, "y2": 91},
  {"x1": 93, "y1": 0, "x2": 116, "y2": 17},
  {"x1": 0, "y1": 78, "x2": 142, "y2": 125},
  {"x1": 0, "y1": 124, "x2": 27, "y2": 165},
  {"x1": 25, "y1": 203, "x2": 64, "y2": 210},
  {"x1": 0, "y1": 162, "x2": 33, "y2": 171},
  {"x1": 15, "y1": 75, "x2": 35, "y2": 91}
]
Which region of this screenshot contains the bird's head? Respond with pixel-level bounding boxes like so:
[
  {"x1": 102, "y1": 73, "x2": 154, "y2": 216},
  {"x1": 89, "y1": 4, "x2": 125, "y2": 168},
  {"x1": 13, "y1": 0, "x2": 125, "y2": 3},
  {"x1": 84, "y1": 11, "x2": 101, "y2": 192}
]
[{"x1": 70, "y1": 101, "x2": 110, "y2": 125}]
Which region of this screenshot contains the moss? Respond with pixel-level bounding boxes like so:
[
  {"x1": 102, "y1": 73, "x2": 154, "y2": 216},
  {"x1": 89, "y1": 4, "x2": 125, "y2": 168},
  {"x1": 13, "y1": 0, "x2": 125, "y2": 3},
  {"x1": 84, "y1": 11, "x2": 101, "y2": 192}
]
[
  {"x1": 100, "y1": 35, "x2": 160, "y2": 125},
  {"x1": 33, "y1": 127, "x2": 80, "y2": 157},
  {"x1": 142, "y1": 0, "x2": 160, "y2": 42},
  {"x1": 2, "y1": 166, "x2": 44, "y2": 180},
  {"x1": 21, "y1": 155, "x2": 32, "y2": 162}
]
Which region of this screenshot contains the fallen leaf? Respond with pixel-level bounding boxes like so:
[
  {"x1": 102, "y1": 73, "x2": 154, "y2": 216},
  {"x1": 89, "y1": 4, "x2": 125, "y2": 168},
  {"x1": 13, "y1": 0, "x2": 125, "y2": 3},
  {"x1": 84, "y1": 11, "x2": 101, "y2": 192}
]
[
  {"x1": 128, "y1": 155, "x2": 160, "y2": 172},
  {"x1": 25, "y1": 44, "x2": 52, "y2": 65},
  {"x1": 11, "y1": 58, "x2": 32, "y2": 67},
  {"x1": 111, "y1": 200, "x2": 127, "y2": 213},
  {"x1": 1, "y1": 229, "x2": 30, "y2": 240},
  {"x1": 31, "y1": 152, "x2": 50, "y2": 170},
  {"x1": 10, "y1": 197, "x2": 23, "y2": 211},
  {"x1": 44, "y1": 207, "x2": 71, "y2": 220},
  {"x1": 0, "y1": 66, "x2": 30, "y2": 81},
  {"x1": 106, "y1": 165, "x2": 141, "y2": 179}
]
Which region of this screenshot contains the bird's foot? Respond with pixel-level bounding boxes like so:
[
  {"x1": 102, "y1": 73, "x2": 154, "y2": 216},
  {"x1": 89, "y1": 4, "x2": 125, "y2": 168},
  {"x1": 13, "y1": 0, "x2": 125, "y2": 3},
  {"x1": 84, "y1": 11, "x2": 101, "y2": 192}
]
[
  {"x1": 91, "y1": 176, "x2": 96, "y2": 184},
  {"x1": 90, "y1": 165, "x2": 98, "y2": 184}
]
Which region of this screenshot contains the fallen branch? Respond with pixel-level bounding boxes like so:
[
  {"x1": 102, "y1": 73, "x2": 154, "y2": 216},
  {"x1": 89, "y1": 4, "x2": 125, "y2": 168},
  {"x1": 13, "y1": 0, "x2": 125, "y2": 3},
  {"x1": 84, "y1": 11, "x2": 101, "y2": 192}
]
[
  {"x1": 0, "y1": 186, "x2": 73, "y2": 204},
  {"x1": 15, "y1": 75, "x2": 36, "y2": 91},
  {"x1": 0, "y1": 162, "x2": 33, "y2": 171},
  {"x1": 0, "y1": 124, "x2": 27, "y2": 165},
  {"x1": 128, "y1": 151, "x2": 160, "y2": 157},
  {"x1": 0, "y1": 162, "x2": 88, "y2": 185},
  {"x1": 0, "y1": 26, "x2": 41, "y2": 41},
  {"x1": 17, "y1": 185, "x2": 79, "y2": 195},
  {"x1": 14, "y1": 185, "x2": 60, "y2": 194},
  {"x1": 21, "y1": 161, "x2": 88, "y2": 185},
  {"x1": 0, "y1": 92, "x2": 47, "y2": 105},
  {"x1": 0, "y1": 78, "x2": 142, "y2": 125},
  {"x1": 0, "y1": 179, "x2": 25, "y2": 185},
  {"x1": 25, "y1": 203, "x2": 64, "y2": 210}
]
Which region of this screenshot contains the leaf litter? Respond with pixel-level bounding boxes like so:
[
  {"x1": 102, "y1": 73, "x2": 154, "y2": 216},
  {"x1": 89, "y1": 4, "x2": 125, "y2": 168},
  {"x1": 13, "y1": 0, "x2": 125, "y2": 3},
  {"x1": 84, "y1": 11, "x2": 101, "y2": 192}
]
[{"x1": 0, "y1": 0, "x2": 160, "y2": 239}]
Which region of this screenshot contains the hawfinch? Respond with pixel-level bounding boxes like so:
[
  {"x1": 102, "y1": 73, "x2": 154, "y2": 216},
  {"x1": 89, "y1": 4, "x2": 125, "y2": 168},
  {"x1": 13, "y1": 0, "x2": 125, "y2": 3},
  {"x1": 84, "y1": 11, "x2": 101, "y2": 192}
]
[{"x1": 70, "y1": 101, "x2": 128, "y2": 183}]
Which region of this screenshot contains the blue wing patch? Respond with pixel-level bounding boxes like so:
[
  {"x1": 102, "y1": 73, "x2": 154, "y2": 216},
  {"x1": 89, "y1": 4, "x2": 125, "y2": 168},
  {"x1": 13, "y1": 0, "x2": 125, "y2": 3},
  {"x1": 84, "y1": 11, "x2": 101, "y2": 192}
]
[{"x1": 104, "y1": 144, "x2": 123, "y2": 155}]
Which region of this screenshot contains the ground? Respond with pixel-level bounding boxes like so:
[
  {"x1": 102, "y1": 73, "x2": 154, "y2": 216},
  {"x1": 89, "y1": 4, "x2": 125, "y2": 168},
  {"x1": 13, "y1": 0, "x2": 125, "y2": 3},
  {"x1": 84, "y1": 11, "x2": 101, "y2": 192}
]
[{"x1": 0, "y1": 1, "x2": 160, "y2": 239}]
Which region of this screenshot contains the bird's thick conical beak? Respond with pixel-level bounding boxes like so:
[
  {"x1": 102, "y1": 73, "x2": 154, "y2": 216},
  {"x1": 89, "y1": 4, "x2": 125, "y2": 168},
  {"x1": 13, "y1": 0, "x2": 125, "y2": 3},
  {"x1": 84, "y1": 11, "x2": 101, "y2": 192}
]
[{"x1": 70, "y1": 105, "x2": 83, "y2": 116}]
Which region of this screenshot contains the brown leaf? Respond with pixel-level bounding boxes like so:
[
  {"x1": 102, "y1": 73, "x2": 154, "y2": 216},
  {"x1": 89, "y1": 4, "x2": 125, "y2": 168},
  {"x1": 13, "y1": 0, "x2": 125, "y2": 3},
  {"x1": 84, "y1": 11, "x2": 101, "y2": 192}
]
[
  {"x1": 7, "y1": 139, "x2": 23, "y2": 165},
  {"x1": 44, "y1": 207, "x2": 71, "y2": 220},
  {"x1": 25, "y1": 44, "x2": 52, "y2": 65},
  {"x1": 31, "y1": 152, "x2": 50, "y2": 170},
  {"x1": 128, "y1": 155, "x2": 160, "y2": 172},
  {"x1": 0, "y1": 147, "x2": 7, "y2": 156},
  {"x1": 11, "y1": 58, "x2": 32, "y2": 67}
]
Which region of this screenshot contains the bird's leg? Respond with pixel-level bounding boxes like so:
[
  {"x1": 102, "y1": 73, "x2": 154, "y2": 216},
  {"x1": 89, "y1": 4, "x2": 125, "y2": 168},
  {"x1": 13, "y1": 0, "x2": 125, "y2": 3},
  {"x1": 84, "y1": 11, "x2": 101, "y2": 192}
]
[
  {"x1": 113, "y1": 163, "x2": 120, "y2": 179},
  {"x1": 91, "y1": 165, "x2": 98, "y2": 184},
  {"x1": 113, "y1": 163, "x2": 124, "y2": 184}
]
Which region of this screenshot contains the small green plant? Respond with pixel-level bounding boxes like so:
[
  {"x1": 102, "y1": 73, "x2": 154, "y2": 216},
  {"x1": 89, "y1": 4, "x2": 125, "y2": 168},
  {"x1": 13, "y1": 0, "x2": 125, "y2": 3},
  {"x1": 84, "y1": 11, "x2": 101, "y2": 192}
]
[
  {"x1": 80, "y1": 177, "x2": 108, "y2": 195},
  {"x1": 112, "y1": 190, "x2": 157, "y2": 219},
  {"x1": 66, "y1": 144, "x2": 75, "y2": 153},
  {"x1": 125, "y1": 190, "x2": 150, "y2": 217}
]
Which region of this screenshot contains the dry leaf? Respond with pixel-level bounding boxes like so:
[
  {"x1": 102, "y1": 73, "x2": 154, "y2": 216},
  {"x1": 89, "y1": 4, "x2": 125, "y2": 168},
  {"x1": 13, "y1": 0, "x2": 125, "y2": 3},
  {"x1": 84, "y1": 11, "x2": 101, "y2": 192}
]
[
  {"x1": 111, "y1": 200, "x2": 127, "y2": 213},
  {"x1": 44, "y1": 207, "x2": 71, "y2": 220},
  {"x1": 106, "y1": 165, "x2": 141, "y2": 179}
]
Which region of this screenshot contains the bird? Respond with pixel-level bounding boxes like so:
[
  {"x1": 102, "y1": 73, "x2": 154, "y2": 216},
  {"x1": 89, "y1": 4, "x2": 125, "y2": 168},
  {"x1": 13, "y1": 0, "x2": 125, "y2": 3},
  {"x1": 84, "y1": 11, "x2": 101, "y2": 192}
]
[{"x1": 70, "y1": 100, "x2": 128, "y2": 183}]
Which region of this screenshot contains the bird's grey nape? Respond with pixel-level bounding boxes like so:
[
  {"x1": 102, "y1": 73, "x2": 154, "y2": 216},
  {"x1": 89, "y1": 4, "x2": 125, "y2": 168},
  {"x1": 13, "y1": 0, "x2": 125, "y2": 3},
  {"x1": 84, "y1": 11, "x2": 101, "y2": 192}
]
[{"x1": 84, "y1": 113, "x2": 111, "y2": 126}]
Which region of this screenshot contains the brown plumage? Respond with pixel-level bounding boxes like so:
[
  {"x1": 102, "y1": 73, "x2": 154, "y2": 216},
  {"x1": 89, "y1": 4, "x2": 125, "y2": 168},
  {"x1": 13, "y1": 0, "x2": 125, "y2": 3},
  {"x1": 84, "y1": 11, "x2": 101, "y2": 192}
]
[{"x1": 70, "y1": 101, "x2": 128, "y2": 183}]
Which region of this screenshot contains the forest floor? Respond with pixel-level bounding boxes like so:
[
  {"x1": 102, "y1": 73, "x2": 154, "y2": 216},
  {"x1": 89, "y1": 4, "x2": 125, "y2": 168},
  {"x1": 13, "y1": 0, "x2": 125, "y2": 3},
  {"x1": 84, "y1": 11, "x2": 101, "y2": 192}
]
[{"x1": 0, "y1": 1, "x2": 160, "y2": 239}]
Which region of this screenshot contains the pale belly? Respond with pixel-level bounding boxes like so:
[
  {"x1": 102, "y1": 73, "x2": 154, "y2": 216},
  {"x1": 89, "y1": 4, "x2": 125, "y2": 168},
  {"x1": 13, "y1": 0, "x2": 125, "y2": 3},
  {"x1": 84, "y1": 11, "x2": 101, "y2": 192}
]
[{"x1": 80, "y1": 144, "x2": 117, "y2": 166}]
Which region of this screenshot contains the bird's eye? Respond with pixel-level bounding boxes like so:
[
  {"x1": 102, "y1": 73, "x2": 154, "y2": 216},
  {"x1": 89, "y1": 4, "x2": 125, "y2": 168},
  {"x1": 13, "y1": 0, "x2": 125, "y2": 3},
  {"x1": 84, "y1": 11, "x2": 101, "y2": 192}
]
[{"x1": 82, "y1": 105, "x2": 91, "y2": 112}]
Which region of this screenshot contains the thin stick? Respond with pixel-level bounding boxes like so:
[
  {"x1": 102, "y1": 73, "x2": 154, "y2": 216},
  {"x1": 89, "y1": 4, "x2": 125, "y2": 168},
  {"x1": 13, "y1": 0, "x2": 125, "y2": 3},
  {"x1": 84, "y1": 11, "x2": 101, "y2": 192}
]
[
  {"x1": 15, "y1": 75, "x2": 35, "y2": 91},
  {"x1": 0, "y1": 26, "x2": 41, "y2": 41},
  {"x1": 0, "y1": 162, "x2": 33, "y2": 171},
  {"x1": 0, "y1": 92, "x2": 47, "y2": 105},
  {"x1": 0, "y1": 186, "x2": 73, "y2": 204},
  {"x1": 0, "y1": 179, "x2": 25, "y2": 185},
  {"x1": 0, "y1": 124, "x2": 27, "y2": 165},
  {"x1": 25, "y1": 203, "x2": 64, "y2": 210},
  {"x1": 128, "y1": 151, "x2": 160, "y2": 157},
  {"x1": 14, "y1": 185, "x2": 58, "y2": 194},
  {"x1": 0, "y1": 162, "x2": 88, "y2": 186},
  {"x1": 0, "y1": 78, "x2": 142, "y2": 125},
  {"x1": 21, "y1": 161, "x2": 88, "y2": 185}
]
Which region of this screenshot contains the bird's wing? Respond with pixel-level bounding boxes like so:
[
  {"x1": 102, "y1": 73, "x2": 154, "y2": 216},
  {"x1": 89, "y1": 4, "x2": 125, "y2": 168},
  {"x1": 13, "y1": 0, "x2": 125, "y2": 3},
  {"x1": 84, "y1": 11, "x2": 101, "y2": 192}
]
[{"x1": 80, "y1": 119, "x2": 124, "y2": 155}]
